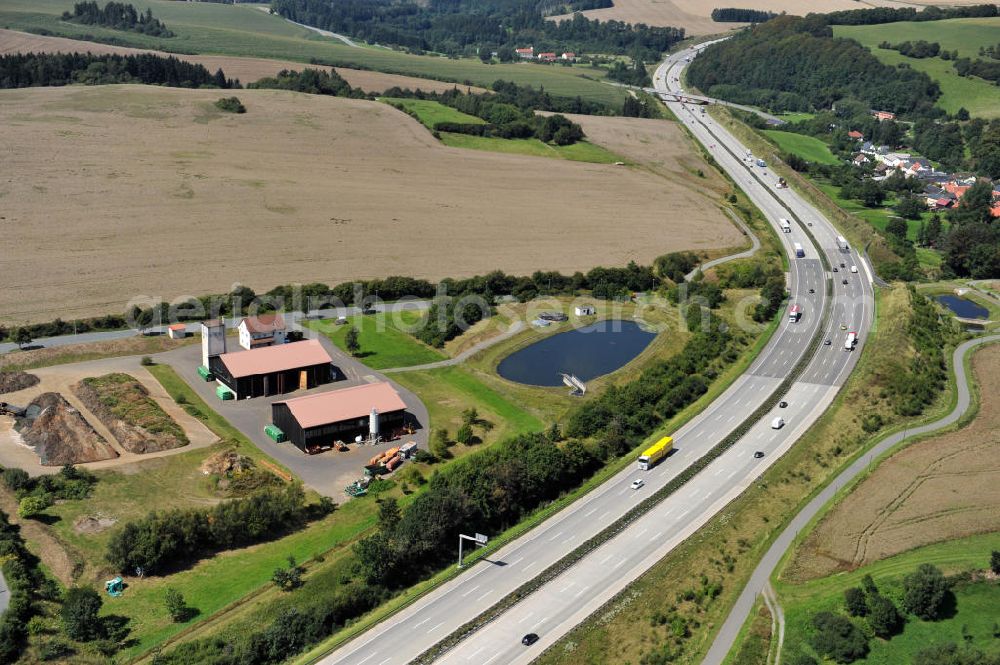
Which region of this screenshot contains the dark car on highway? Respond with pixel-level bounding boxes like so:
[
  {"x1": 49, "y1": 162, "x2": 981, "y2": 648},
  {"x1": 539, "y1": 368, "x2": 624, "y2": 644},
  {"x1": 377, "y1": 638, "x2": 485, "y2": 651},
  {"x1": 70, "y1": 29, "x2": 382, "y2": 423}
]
[{"x1": 522, "y1": 633, "x2": 539, "y2": 646}]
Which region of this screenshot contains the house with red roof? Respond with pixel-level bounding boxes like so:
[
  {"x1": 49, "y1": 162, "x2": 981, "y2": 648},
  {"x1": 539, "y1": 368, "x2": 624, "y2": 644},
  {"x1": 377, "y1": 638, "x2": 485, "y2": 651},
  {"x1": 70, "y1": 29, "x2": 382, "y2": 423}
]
[
  {"x1": 515, "y1": 46, "x2": 534, "y2": 59},
  {"x1": 848, "y1": 130, "x2": 864, "y2": 140},
  {"x1": 537, "y1": 52, "x2": 557, "y2": 61}
]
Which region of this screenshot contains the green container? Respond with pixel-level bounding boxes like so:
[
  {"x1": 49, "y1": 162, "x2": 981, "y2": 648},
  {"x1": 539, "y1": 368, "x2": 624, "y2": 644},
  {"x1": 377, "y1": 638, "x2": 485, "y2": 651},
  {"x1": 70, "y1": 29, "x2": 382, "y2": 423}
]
[
  {"x1": 216, "y1": 385, "x2": 234, "y2": 400},
  {"x1": 197, "y1": 366, "x2": 214, "y2": 381},
  {"x1": 264, "y1": 425, "x2": 285, "y2": 443}
]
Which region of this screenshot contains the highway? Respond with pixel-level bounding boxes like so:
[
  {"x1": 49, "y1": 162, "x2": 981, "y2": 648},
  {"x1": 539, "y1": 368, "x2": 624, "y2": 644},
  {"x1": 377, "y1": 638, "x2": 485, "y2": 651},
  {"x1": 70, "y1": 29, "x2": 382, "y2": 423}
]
[{"x1": 318, "y1": 43, "x2": 874, "y2": 665}]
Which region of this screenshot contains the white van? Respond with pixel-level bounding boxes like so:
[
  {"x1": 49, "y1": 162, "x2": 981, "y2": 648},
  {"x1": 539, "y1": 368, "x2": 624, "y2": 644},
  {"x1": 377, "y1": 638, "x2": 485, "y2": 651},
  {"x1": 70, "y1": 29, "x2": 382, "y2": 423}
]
[
  {"x1": 771, "y1": 417, "x2": 784, "y2": 430},
  {"x1": 850, "y1": 265, "x2": 858, "y2": 274}
]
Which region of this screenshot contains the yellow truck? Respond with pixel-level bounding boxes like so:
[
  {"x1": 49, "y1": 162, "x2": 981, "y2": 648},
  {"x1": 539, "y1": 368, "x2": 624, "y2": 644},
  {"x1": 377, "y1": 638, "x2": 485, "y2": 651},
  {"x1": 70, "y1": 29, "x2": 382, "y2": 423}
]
[{"x1": 637, "y1": 436, "x2": 673, "y2": 471}]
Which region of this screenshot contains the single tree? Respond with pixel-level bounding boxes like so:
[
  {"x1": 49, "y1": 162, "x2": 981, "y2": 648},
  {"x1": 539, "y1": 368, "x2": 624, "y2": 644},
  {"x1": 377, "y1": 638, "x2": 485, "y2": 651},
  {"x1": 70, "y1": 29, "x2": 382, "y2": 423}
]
[
  {"x1": 164, "y1": 587, "x2": 188, "y2": 622},
  {"x1": 345, "y1": 326, "x2": 361, "y2": 356},
  {"x1": 456, "y1": 423, "x2": 474, "y2": 445},
  {"x1": 378, "y1": 498, "x2": 401, "y2": 533},
  {"x1": 12, "y1": 327, "x2": 32, "y2": 350},
  {"x1": 885, "y1": 217, "x2": 909, "y2": 239},
  {"x1": 990, "y1": 550, "x2": 1000, "y2": 575},
  {"x1": 61, "y1": 586, "x2": 104, "y2": 641},
  {"x1": 902, "y1": 563, "x2": 950, "y2": 620}
]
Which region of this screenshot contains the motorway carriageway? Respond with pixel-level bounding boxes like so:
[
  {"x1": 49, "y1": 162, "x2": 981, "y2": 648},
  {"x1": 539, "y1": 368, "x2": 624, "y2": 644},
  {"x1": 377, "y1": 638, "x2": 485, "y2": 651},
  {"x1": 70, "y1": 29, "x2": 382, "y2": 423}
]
[{"x1": 319, "y1": 45, "x2": 874, "y2": 665}]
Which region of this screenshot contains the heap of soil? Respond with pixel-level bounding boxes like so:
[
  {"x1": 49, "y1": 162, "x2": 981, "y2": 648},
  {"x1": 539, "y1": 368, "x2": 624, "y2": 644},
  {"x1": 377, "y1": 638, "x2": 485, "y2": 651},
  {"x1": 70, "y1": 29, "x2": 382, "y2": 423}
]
[
  {"x1": 199, "y1": 449, "x2": 254, "y2": 476},
  {"x1": 74, "y1": 514, "x2": 118, "y2": 535},
  {"x1": 0, "y1": 371, "x2": 40, "y2": 395},
  {"x1": 72, "y1": 376, "x2": 187, "y2": 454},
  {"x1": 18, "y1": 393, "x2": 118, "y2": 465}
]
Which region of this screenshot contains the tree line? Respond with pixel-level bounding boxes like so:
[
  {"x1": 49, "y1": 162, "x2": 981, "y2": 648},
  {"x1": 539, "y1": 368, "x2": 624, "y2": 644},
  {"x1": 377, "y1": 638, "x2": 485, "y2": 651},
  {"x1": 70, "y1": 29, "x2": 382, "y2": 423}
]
[
  {"x1": 270, "y1": 0, "x2": 684, "y2": 61},
  {"x1": 105, "y1": 484, "x2": 329, "y2": 574},
  {"x1": 823, "y1": 3, "x2": 998, "y2": 26},
  {"x1": 607, "y1": 57, "x2": 652, "y2": 86},
  {"x1": 710, "y1": 8, "x2": 778, "y2": 23},
  {"x1": 0, "y1": 509, "x2": 49, "y2": 662},
  {"x1": 62, "y1": 1, "x2": 174, "y2": 37},
  {"x1": 686, "y1": 15, "x2": 941, "y2": 116},
  {"x1": 0, "y1": 52, "x2": 239, "y2": 89}
]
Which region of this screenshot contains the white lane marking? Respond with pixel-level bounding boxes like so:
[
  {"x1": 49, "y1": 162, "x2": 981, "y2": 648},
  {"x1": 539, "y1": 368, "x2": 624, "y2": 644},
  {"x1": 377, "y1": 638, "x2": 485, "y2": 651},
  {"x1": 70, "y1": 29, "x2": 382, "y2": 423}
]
[
  {"x1": 377, "y1": 658, "x2": 391, "y2": 665},
  {"x1": 600, "y1": 511, "x2": 611, "y2": 520},
  {"x1": 510, "y1": 556, "x2": 524, "y2": 566},
  {"x1": 427, "y1": 622, "x2": 444, "y2": 634},
  {"x1": 357, "y1": 653, "x2": 376, "y2": 665},
  {"x1": 461, "y1": 584, "x2": 480, "y2": 598},
  {"x1": 728, "y1": 468, "x2": 740, "y2": 479},
  {"x1": 563, "y1": 535, "x2": 575, "y2": 544},
  {"x1": 476, "y1": 589, "x2": 494, "y2": 602},
  {"x1": 599, "y1": 553, "x2": 614, "y2": 565},
  {"x1": 467, "y1": 647, "x2": 485, "y2": 661},
  {"x1": 518, "y1": 612, "x2": 535, "y2": 624},
  {"x1": 614, "y1": 559, "x2": 626, "y2": 570},
  {"x1": 650, "y1": 530, "x2": 663, "y2": 542},
  {"x1": 584, "y1": 507, "x2": 598, "y2": 517},
  {"x1": 414, "y1": 617, "x2": 430, "y2": 628},
  {"x1": 573, "y1": 585, "x2": 591, "y2": 599},
  {"x1": 483, "y1": 654, "x2": 500, "y2": 665},
  {"x1": 524, "y1": 561, "x2": 538, "y2": 572},
  {"x1": 677, "y1": 508, "x2": 690, "y2": 518},
  {"x1": 548, "y1": 531, "x2": 564, "y2": 542},
  {"x1": 636, "y1": 527, "x2": 648, "y2": 537}
]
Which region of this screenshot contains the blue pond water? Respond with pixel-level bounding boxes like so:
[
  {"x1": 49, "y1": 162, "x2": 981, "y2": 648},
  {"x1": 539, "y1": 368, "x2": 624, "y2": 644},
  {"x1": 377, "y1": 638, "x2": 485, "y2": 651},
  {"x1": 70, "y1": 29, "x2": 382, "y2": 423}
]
[
  {"x1": 936, "y1": 295, "x2": 988, "y2": 319},
  {"x1": 497, "y1": 320, "x2": 656, "y2": 387}
]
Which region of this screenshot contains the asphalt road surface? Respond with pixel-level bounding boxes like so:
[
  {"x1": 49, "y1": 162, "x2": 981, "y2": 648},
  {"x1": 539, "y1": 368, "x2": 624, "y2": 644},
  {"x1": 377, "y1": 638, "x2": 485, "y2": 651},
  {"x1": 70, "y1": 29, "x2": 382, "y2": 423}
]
[
  {"x1": 702, "y1": 334, "x2": 1000, "y2": 665},
  {"x1": 317, "y1": 44, "x2": 873, "y2": 665}
]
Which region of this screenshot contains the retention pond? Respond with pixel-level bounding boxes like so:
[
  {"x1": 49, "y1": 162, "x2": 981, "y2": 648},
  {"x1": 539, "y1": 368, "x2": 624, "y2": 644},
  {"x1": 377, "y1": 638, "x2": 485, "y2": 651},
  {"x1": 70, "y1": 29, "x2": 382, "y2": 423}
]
[
  {"x1": 936, "y1": 295, "x2": 989, "y2": 320},
  {"x1": 496, "y1": 320, "x2": 656, "y2": 387}
]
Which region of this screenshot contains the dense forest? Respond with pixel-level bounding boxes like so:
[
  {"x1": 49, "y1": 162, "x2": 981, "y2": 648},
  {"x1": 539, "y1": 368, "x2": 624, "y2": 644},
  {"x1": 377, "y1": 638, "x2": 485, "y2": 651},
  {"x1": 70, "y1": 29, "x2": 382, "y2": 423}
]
[
  {"x1": 710, "y1": 8, "x2": 778, "y2": 23},
  {"x1": 823, "y1": 3, "x2": 998, "y2": 26},
  {"x1": 0, "y1": 52, "x2": 238, "y2": 89},
  {"x1": 247, "y1": 67, "x2": 364, "y2": 97},
  {"x1": 686, "y1": 15, "x2": 940, "y2": 115},
  {"x1": 62, "y1": 1, "x2": 174, "y2": 37},
  {"x1": 270, "y1": 0, "x2": 684, "y2": 60},
  {"x1": 607, "y1": 57, "x2": 652, "y2": 86}
]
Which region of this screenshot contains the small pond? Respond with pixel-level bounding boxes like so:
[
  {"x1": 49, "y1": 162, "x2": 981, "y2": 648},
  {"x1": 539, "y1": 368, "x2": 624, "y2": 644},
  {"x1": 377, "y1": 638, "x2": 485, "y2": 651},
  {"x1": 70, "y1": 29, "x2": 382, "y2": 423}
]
[
  {"x1": 497, "y1": 320, "x2": 656, "y2": 387},
  {"x1": 935, "y1": 295, "x2": 989, "y2": 320}
]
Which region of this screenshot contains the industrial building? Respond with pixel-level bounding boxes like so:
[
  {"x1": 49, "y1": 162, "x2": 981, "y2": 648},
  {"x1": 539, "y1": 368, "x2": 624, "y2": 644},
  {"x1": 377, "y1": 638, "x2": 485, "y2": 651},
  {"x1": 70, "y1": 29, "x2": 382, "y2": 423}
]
[
  {"x1": 211, "y1": 340, "x2": 334, "y2": 399},
  {"x1": 271, "y1": 382, "x2": 407, "y2": 453}
]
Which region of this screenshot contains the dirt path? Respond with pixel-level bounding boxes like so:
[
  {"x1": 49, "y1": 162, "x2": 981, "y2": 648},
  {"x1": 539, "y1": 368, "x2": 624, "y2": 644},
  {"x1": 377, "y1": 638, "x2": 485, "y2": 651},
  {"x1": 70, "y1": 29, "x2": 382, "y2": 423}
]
[{"x1": 0, "y1": 487, "x2": 79, "y2": 584}]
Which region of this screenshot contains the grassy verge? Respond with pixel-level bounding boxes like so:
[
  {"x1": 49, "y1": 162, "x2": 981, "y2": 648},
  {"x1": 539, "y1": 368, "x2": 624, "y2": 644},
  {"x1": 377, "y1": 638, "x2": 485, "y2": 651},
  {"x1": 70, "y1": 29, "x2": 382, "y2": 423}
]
[
  {"x1": 723, "y1": 600, "x2": 773, "y2": 665},
  {"x1": 440, "y1": 133, "x2": 624, "y2": 163},
  {"x1": 380, "y1": 97, "x2": 484, "y2": 128},
  {"x1": 0, "y1": 0, "x2": 628, "y2": 105},
  {"x1": 304, "y1": 312, "x2": 445, "y2": 370}
]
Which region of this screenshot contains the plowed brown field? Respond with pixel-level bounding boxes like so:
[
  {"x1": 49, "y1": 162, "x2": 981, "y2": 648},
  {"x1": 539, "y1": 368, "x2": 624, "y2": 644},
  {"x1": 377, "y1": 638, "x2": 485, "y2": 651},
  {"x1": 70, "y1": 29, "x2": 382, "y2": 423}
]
[
  {"x1": 787, "y1": 343, "x2": 1000, "y2": 581},
  {"x1": 0, "y1": 84, "x2": 738, "y2": 324}
]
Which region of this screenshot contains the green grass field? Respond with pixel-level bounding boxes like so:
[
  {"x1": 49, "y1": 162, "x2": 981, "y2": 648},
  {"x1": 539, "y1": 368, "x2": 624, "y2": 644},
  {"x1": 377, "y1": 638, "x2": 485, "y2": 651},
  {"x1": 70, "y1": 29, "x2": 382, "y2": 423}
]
[
  {"x1": 763, "y1": 130, "x2": 840, "y2": 165},
  {"x1": 0, "y1": 0, "x2": 627, "y2": 105},
  {"x1": 777, "y1": 532, "x2": 1000, "y2": 664},
  {"x1": 380, "y1": 98, "x2": 623, "y2": 162},
  {"x1": 440, "y1": 132, "x2": 623, "y2": 163},
  {"x1": 835, "y1": 19, "x2": 1000, "y2": 118},
  {"x1": 305, "y1": 311, "x2": 445, "y2": 370},
  {"x1": 380, "y1": 97, "x2": 485, "y2": 129}
]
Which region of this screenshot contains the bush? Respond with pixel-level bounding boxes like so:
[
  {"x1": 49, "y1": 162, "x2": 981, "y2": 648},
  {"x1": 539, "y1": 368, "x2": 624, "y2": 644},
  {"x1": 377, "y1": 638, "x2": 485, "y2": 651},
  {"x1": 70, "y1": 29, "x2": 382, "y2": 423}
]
[
  {"x1": 867, "y1": 594, "x2": 903, "y2": 638},
  {"x1": 164, "y1": 588, "x2": 188, "y2": 622},
  {"x1": 214, "y1": 96, "x2": 246, "y2": 113},
  {"x1": 17, "y1": 495, "x2": 51, "y2": 519},
  {"x1": 903, "y1": 563, "x2": 950, "y2": 620},
  {"x1": 810, "y1": 611, "x2": 869, "y2": 663},
  {"x1": 455, "y1": 423, "x2": 474, "y2": 445},
  {"x1": 844, "y1": 587, "x2": 868, "y2": 617},
  {"x1": 140, "y1": 355, "x2": 154, "y2": 366},
  {"x1": 1, "y1": 468, "x2": 30, "y2": 493}
]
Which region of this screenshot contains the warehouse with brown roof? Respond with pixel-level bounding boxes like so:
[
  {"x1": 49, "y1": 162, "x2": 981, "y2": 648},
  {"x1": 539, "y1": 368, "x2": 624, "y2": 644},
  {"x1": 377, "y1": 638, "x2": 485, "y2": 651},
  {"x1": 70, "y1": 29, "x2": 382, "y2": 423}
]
[
  {"x1": 271, "y1": 382, "x2": 407, "y2": 453},
  {"x1": 210, "y1": 339, "x2": 334, "y2": 399}
]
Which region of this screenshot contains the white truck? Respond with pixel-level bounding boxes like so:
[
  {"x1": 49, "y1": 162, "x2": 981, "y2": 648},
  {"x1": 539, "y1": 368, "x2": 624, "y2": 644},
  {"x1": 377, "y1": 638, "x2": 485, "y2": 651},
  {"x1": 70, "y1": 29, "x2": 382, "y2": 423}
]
[
  {"x1": 836, "y1": 235, "x2": 849, "y2": 251},
  {"x1": 779, "y1": 218, "x2": 792, "y2": 233},
  {"x1": 789, "y1": 304, "x2": 802, "y2": 323},
  {"x1": 844, "y1": 331, "x2": 858, "y2": 351}
]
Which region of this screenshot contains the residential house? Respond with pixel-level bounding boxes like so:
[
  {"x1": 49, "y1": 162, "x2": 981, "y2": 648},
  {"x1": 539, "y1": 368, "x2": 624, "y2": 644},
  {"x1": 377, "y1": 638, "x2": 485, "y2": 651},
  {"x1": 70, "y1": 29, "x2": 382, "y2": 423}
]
[
  {"x1": 848, "y1": 130, "x2": 864, "y2": 140},
  {"x1": 872, "y1": 110, "x2": 896, "y2": 121},
  {"x1": 537, "y1": 52, "x2": 557, "y2": 61},
  {"x1": 167, "y1": 324, "x2": 187, "y2": 340},
  {"x1": 944, "y1": 181, "x2": 971, "y2": 200},
  {"x1": 877, "y1": 152, "x2": 911, "y2": 168},
  {"x1": 238, "y1": 313, "x2": 287, "y2": 351},
  {"x1": 561, "y1": 52, "x2": 576, "y2": 61},
  {"x1": 852, "y1": 153, "x2": 870, "y2": 166},
  {"x1": 515, "y1": 46, "x2": 534, "y2": 59},
  {"x1": 860, "y1": 141, "x2": 876, "y2": 154}
]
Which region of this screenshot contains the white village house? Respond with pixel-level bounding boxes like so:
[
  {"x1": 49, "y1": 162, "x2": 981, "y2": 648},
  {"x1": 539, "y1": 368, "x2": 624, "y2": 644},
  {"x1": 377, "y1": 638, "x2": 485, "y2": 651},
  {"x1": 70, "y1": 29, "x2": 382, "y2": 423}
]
[{"x1": 238, "y1": 313, "x2": 288, "y2": 351}]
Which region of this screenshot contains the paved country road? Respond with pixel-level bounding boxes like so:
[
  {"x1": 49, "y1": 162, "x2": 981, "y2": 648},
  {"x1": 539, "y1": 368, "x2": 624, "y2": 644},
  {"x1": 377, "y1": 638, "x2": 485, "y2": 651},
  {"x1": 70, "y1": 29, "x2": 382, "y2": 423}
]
[
  {"x1": 702, "y1": 333, "x2": 1000, "y2": 665},
  {"x1": 314, "y1": 43, "x2": 873, "y2": 665}
]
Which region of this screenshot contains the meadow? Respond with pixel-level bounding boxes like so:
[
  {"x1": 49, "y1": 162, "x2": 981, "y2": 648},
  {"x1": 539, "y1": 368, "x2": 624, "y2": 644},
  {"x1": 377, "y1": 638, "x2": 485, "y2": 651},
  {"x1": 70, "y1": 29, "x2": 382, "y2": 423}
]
[
  {"x1": 763, "y1": 130, "x2": 840, "y2": 166},
  {"x1": 835, "y1": 18, "x2": 1000, "y2": 118},
  {"x1": 0, "y1": 0, "x2": 627, "y2": 105},
  {"x1": 306, "y1": 312, "x2": 445, "y2": 370}
]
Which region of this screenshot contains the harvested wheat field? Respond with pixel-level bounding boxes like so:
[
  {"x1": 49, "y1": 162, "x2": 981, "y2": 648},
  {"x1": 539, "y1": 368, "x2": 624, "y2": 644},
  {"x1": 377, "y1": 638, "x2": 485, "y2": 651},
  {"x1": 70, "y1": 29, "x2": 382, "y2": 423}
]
[
  {"x1": 0, "y1": 84, "x2": 738, "y2": 324},
  {"x1": 548, "y1": 0, "x2": 977, "y2": 35},
  {"x1": 0, "y1": 28, "x2": 481, "y2": 94},
  {"x1": 786, "y1": 343, "x2": 1000, "y2": 582}
]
